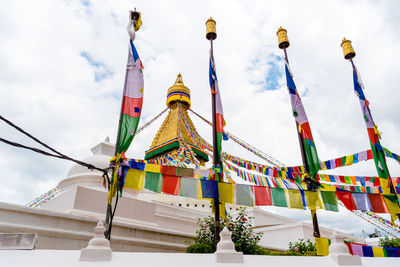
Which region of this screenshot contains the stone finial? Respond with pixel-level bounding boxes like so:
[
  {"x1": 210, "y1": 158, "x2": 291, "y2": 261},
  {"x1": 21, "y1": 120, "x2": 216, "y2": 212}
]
[
  {"x1": 79, "y1": 220, "x2": 112, "y2": 262},
  {"x1": 329, "y1": 231, "x2": 361, "y2": 265},
  {"x1": 214, "y1": 227, "x2": 243, "y2": 263}
]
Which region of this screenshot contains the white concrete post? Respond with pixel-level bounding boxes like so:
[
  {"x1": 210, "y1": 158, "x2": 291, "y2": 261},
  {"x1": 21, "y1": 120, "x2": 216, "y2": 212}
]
[
  {"x1": 214, "y1": 227, "x2": 244, "y2": 263},
  {"x1": 329, "y1": 231, "x2": 361, "y2": 265},
  {"x1": 79, "y1": 220, "x2": 112, "y2": 261}
]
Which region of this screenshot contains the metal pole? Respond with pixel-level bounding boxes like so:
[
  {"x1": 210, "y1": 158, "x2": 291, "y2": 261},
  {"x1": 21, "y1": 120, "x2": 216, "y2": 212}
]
[
  {"x1": 284, "y1": 48, "x2": 321, "y2": 238},
  {"x1": 210, "y1": 39, "x2": 221, "y2": 246},
  {"x1": 350, "y1": 59, "x2": 400, "y2": 221}
]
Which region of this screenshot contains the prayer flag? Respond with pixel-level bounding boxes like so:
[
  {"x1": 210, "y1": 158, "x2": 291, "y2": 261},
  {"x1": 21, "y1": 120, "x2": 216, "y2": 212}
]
[
  {"x1": 336, "y1": 191, "x2": 357, "y2": 211},
  {"x1": 253, "y1": 186, "x2": 272, "y2": 206},
  {"x1": 162, "y1": 175, "x2": 180, "y2": 195},
  {"x1": 351, "y1": 244, "x2": 364, "y2": 256},
  {"x1": 352, "y1": 193, "x2": 372, "y2": 211},
  {"x1": 145, "y1": 163, "x2": 161, "y2": 173},
  {"x1": 177, "y1": 167, "x2": 194, "y2": 177},
  {"x1": 129, "y1": 161, "x2": 145, "y2": 170},
  {"x1": 315, "y1": 237, "x2": 330, "y2": 256},
  {"x1": 124, "y1": 169, "x2": 145, "y2": 191},
  {"x1": 116, "y1": 39, "x2": 144, "y2": 155},
  {"x1": 144, "y1": 172, "x2": 162, "y2": 193},
  {"x1": 320, "y1": 191, "x2": 339, "y2": 212},
  {"x1": 179, "y1": 177, "x2": 198, "y2": 198},
  {"x1": 218, "y1": 182, "x2": 234, "y2": 203},
  {"x1": 287, "y1": 189, "x2": 304, "y2": 209},
  {"x1": 372, "y1": 247, "x2": 385, "y2": 257},
  {"x1": 209, "y1": 53, "x2": 225, "y2": 168},
  {"x1": 305, "y1": 191, "x2": 323, "y2": 210},
  {"x1": 353, "y1": 70, "x2": 390, "y2": 179},
  {"x1": 161, "y1": 165, "x2": 178, "y2": 176},
  {"x1": 362, "y1": 246, "x2": 373, "y2": 257},
  {"x1": 236, "y1": 184, "x2": 254, "y2": 207},
  {"x1": 271, "y1": 188, "x2": 288, "y2": 207},
  {"x1": 368, "y1": 194, "x2": 389, "y2": 213},
  {"x1": 284, "y1": 62, "x2": 320, "y2": 180},
  {"x1": 200, "y1": 179, "x2": 219, "y2": 199}
]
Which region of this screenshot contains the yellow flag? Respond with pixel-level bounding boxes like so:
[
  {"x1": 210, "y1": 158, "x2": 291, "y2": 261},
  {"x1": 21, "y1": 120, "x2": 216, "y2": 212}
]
[
  {"x1": 372, "y1": 247, "x2": 385, "y2": 257},
  {"x1": 321, "y1": 162, "x2": 327, "y2": 170},
  {"x1": 345, "y1": 155, "x2": 353, "y2": 165},
  {"x1": 380, "y1": 179, "x2": 391, "y2": 194},
  {"x1": 315, "y1": 237, "x2": 330, "y2": 256},
  {"x1": 384, "y1": 195, "x2": 400, "y2": 225},
  {"x1": 218, "y1": 182, "x2": 234, "y2": 204},
  {"x1": 134, "y1": 12, "x2": 143, "y2": 31},
  {"x1": 305, "y1": 191, "x2": 323, "y2": 210},
  {"x1": 197, "y1": 179, "x2": 204, "y2": 199},
  {"x1": 320, "y1": 184, "x2": 336, "y2": 192},
  {"x1": 124, "y1": 169, "x2": 145, "y2": 190},
  {"x1": 287, "y1": 189, "x2": 304, "y2": 209},
  {"x1": 145, "y1": 164, "x2": 161, "y2": 173},
  {"x1": 107, "y1": 169, "x2": 119, "y2": 204}
]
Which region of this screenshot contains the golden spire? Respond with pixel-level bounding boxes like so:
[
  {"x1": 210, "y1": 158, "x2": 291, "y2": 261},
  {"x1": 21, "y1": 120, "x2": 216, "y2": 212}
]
[
  {"x1": 166, "y1": 73, "x2": 191, "y2": 109},
  {"x1": 145, "y1": 74, "x2": 208, "y2": 165}
]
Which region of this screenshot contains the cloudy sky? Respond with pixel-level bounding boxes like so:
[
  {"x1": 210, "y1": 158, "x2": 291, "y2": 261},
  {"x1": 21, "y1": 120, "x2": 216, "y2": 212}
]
[{"x1": 1, "y1": 0, "x2": 400, "y2": 237}]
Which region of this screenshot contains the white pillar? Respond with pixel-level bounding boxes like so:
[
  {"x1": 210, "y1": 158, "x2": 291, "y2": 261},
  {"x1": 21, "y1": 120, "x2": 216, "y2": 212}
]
[
  {"x1": 79, "y1": 220, "x2": 112, "y2": 261},
  {"x1": 214, "y1": 227, "x2": 244, "y2": 263},
  {"x1": 329, "y1": 231, "x2": 361, "y2": 265}
]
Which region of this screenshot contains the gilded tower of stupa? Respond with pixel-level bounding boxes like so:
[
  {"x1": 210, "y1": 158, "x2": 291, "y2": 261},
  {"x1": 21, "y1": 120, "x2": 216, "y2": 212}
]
[{"x1": 144, "y1": 74, "x2": 209, "y2": 166}]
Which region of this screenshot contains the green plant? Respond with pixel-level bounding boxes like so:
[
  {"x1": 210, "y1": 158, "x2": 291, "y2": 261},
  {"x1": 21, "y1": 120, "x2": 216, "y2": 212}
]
[
  {"x1": 378, "y1": 237, "x2": 400, "y2": 248},
  {"x1": 186, "y1": 243, "x2": 214, "y2": 253},
  {"x1": 187, "y1": 207, "x2": 263, "y2": 255},
  {"x1": 288, "y1": 238, "x2": 317, "y2": 256}
]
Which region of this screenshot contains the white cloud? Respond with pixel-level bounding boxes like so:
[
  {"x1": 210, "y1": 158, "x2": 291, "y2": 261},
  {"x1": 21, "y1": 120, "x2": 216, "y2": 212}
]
[{"x1": 0, "y1": 0, "x2": 399, "y2": 235}]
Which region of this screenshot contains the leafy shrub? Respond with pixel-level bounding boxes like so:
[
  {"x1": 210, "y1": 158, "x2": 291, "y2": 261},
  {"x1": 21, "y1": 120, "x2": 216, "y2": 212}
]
[
  {"x1": 378, "y1": 237, "x2": 400, "y2": 248},
  {"x1": 186, "y1": 243, "x2": 214, "y2": 253},
  {"x1": 187, "y1": 207, "x2": 263, "y2": 255},
  {"x1": 288, "y1": 238, "x2": 317, "y2": 256}
]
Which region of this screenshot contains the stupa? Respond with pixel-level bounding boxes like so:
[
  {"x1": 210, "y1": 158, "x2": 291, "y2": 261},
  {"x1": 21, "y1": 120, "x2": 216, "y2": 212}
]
[{"x1": 145, "y1": 73, "x2": 209, "y2": 166}]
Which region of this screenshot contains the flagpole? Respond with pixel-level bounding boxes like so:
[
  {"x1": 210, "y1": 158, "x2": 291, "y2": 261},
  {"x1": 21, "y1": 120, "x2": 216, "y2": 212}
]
[
  {"x1": 206, "y1": 17, "x2": 221, "y2": 246},
  {"x1": 342, "y1": 39, "x2": 400, "y2": 220},
  {"x1": 104, "y1": 8, "x2": 141, "y2": 240},
  {"x1": 278, "y1": 27, "x2": 321, "y2": 238}
]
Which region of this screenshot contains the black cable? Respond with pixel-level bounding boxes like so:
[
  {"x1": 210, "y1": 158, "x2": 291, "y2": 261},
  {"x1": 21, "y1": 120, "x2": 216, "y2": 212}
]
[
  {"x1": 0, "y1": 137, "x2": 65, "y2": 159},
  {"x1": 0, "y1": 115, "x2": 106, "y2": 172},
  {"x1": 0, "y1": 115, "x2": 68, "y2": 158}
]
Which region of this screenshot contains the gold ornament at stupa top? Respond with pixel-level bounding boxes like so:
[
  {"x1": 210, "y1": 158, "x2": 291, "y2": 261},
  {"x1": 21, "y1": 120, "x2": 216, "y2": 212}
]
[{"x1": 166, "y1": 73, "x2": 191, "y2": 108}]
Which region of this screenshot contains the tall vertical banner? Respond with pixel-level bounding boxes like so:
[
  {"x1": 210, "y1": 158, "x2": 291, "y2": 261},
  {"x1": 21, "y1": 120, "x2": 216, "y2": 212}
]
[
  {"x1": 285, "y1": 62, "x2": 320, "y2": 179},
  {"x1": 352, "y1": 70, "x2": 389, "y2": 180},
  {"x1": 116, "y1": 38, "x2": 144, "y2": 155},
  {"x1": 108, "y1": 15, "x2": 144, "y2": 203},
  {"x1": 209, "y1": 56, "x2": 225, "y2": 168}
]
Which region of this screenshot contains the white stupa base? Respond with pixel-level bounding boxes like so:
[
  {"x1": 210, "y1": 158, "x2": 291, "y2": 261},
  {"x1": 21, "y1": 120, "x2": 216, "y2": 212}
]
[
  {"x1": 329, "y1": 231, "x2": 361, "y2": 265},
  {"x1": 80, "y1": 247, "x2": 112, "y2": 262},
  {"x1": 214, "y1": 228, "x2": 244, "y2": 263},
  {"x1": 215, "y1": 251, "x2": 244, "y2": 263},
  {"x1": 79, "y1": 220, "x2": 112, "y2": 262},
  {"x1": 331, "y1": 255, "x2": 361, "y2": 265}
]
